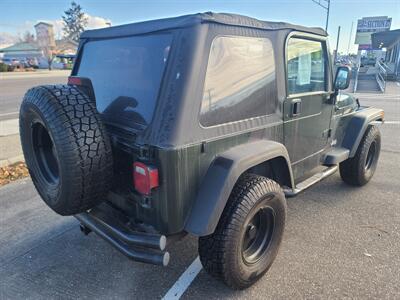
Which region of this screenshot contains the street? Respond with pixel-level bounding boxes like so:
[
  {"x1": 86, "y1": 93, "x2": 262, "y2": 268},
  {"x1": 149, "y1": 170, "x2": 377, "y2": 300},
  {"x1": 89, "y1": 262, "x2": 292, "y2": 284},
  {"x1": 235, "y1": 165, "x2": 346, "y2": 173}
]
[
  {"x1": 0, "y1": 71, "x2": 69, "y2": 121},
  {"x1": 0, "y1": 72, "x2": 399, "y2": 298}
]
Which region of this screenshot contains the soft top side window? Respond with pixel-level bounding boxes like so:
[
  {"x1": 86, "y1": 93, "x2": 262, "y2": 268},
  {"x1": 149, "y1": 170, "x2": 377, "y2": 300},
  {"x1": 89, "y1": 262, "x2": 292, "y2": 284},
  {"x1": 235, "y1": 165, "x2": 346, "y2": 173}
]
[
  {"x1": 287, "y1": 37, "x2": 326, "y2": 95},
  {"x1": 200, "y1": 35, "x2": 277, "y2": 127}
]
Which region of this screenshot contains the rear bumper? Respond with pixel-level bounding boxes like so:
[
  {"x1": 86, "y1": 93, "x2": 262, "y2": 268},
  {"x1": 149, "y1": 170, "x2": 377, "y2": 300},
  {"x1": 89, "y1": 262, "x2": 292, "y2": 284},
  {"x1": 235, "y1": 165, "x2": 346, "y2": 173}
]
[{"x1": 75, "y1": 202, "x2": 169, "y2": 266}]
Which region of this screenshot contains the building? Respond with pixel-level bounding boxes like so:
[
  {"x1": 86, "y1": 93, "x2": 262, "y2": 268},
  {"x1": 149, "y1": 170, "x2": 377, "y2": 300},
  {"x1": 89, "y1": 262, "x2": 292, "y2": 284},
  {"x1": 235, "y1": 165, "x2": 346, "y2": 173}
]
[
  {"x1": 0, "y1": 22, "x2": 78, "y2": 69},
  {"x1": 372, "y1": 29, "x2": 400, "y2": 80},
  {"x1": 34, "y1": 22, "x2": 56, "y2": 49},
  {"x1": 55, "y1": 39, "x2": 78, "y2": 55},
  {"x1": 0, "y1": 42, "x2": 42, "y2": 60}
]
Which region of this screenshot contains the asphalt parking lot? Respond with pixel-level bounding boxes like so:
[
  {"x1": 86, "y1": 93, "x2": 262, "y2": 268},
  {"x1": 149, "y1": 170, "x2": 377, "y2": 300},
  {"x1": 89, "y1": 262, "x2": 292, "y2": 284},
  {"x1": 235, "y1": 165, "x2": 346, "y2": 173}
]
[{"x1": 0, "y1": 77, "x2": 399, "y2": 299}]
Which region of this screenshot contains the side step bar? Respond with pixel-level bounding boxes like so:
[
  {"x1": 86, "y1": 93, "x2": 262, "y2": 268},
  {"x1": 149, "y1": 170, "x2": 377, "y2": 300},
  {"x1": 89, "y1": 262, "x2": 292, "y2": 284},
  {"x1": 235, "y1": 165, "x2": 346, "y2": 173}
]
[
  {"x1": 284, "y1": 165, "x2": 338, "y2": 197},
  {"x1": 75, "y1": 205, "x2": 169, "y2": 266}
]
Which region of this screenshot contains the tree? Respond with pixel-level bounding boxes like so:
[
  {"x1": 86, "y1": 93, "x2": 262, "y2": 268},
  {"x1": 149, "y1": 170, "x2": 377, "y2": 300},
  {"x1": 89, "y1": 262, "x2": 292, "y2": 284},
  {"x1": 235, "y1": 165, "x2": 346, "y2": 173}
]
[
  {"x1": 42, "y1": 40, "x2": 78, "y2": 70},
  {"x1": 62, "y1": 1, "x2": 88, "y2": 42},
  {"x1": 42, "y1": 47, "x2": 56, "y2": 70},
  {"x1": 20, "y1": 31, "x2": 35, "y2": 43}
]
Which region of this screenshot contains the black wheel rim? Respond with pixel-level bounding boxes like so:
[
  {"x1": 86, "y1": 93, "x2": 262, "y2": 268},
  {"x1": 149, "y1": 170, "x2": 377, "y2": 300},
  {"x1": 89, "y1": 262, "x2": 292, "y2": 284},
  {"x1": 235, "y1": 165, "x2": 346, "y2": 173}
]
[
  {"x1": 242, "y1": 205, "x2": 275, "y2": 265},
  {"x1": 31, "y1": 122, "x2": 59, "y2": 185},
  {"x1": 365, "y1": 141, "x2": 376, "y2": 171}
]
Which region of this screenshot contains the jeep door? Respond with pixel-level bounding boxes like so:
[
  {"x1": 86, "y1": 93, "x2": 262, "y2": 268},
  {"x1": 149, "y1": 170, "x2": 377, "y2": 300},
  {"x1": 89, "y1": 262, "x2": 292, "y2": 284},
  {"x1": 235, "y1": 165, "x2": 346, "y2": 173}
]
[{"x1": 283, "y1": 33, "x2": 333, "y2": 180}]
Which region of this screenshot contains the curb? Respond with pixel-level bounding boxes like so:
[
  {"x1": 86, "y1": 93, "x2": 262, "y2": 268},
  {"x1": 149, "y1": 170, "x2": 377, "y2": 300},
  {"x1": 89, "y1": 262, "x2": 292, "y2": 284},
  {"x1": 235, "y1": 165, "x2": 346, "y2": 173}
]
[
  {"x1": 0, "y1": 155, "x2": 25, "y2": 168},
  {"x1": 0, "y1": 118, "x2": 19, "y2": 137},
  {"x1": 0, "y1": 70, "x2": 70, "y2": 80}
]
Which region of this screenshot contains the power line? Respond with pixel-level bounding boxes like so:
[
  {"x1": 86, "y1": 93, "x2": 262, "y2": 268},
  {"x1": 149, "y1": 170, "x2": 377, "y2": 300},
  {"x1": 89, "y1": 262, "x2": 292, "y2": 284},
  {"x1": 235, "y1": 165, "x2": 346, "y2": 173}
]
[{"x1": 312, "y1": 0, "x2": 331, "y2": 32}]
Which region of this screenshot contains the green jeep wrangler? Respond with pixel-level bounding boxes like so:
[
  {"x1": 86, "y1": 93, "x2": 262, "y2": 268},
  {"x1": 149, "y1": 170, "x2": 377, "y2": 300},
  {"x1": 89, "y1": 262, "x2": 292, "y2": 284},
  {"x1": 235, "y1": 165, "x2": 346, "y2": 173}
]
[{"x1": 19, "y1": 13, "x2": 384, "y2": 289}]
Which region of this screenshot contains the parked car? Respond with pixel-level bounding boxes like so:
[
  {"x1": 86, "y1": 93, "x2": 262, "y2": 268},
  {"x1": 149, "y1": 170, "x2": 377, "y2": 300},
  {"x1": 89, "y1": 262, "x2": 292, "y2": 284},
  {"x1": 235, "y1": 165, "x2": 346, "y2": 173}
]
[
  {"x1": 2, "y1": 57, "x2": 20, "y2": 66},
  {"x1": 37, "y1": 57, "x2": 66, "y2": 69},
  {"x1": 19, "y1": 12, "x2": 384, "y2": 290}
]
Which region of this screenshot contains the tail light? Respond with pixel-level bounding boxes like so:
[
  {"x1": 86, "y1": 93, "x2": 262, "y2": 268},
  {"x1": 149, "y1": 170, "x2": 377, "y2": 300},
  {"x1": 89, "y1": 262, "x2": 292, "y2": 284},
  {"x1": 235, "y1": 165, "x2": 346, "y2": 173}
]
[
  {"x1": 68, "y1": 76, "x2": 95, "y2": 101},
  {"x1": 133, "y1": 162, "x2": 159, "y2": 195},
  {"x1": 68, "y1": 76, "x2": 82, "y2": 85}
]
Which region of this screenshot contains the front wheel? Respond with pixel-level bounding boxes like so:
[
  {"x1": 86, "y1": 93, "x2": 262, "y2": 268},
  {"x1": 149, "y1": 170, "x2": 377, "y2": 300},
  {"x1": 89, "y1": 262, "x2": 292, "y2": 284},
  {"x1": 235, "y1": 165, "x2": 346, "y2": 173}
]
[
  {"x1": 339, "y1": 125, "x2": 381, "y2": 186},
  {"x1": 198, "y1": 174, "x2": 286, "y2": 290}
]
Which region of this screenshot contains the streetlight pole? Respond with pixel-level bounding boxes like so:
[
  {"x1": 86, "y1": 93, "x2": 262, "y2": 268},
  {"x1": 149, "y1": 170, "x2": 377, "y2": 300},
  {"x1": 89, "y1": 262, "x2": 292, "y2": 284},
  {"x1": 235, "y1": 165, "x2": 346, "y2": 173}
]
[
  {"x1": 334, "y1": 26, "x2": 341, "y2": 63},
  {"x1": 312, "y1": 0, "x2": 331, "y2": 32}
]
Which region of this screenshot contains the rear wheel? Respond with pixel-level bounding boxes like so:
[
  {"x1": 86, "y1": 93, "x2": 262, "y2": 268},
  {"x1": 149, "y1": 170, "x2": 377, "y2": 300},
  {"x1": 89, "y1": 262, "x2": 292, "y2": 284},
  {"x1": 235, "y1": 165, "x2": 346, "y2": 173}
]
[
  {"x1": 339, "y1": 125, "x2": 381, "y2": 186},
  {"x1": 19, "y1": 85, "x2": 113, "y2": 215},
  {"x1": 198, "y1": 174, "x2": 286, "y2": 290}
]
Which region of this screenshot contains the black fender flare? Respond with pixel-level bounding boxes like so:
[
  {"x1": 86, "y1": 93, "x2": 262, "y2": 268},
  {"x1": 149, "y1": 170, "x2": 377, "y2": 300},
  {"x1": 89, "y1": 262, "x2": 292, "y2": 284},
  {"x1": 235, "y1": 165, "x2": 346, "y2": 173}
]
[
  {"x1": 341, "y1": 107, "x2": 384, "y2": 157},
  {"x1": 184, "y1": 140, "x2": 293, "y2": 236}
]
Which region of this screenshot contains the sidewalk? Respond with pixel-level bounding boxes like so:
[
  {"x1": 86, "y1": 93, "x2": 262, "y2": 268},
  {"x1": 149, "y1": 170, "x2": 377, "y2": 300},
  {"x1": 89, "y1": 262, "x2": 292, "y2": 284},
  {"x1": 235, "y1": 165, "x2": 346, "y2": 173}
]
[
  {"x1": 0, "y1": 134, "x2": 23, "y2": 167},
  {"x1": 0, "y1": 118, "x2": 22, "y2": 166},
  {"x1": 385, "y1": 81, "x2": 400, "y2": 95},
  {"x1": 0, "y1": 118, "x2": 19, "y2": 136}
]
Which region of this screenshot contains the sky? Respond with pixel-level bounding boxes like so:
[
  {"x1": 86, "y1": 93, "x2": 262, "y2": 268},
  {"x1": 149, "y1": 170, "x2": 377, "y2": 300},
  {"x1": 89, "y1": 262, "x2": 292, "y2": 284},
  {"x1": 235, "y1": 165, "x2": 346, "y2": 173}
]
[{"x1": 0, "y1": 0, "x2": 399, "y2": 53}]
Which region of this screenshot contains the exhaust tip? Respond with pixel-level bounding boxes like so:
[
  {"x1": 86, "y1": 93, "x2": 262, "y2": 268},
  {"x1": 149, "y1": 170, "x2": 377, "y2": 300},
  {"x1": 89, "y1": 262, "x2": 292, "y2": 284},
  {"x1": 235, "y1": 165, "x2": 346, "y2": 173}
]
[
  {"x1": 160, "y1": 235, "x2": 167, "y2": 251},
  {"x1": 163, "y1": 252, "x2": 170, "y2": 266}
]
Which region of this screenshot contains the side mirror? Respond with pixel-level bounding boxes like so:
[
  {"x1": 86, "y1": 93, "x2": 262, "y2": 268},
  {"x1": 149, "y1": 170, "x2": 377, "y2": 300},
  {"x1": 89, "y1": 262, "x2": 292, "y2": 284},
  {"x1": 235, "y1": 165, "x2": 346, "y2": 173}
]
[{"x1": 334, "y1": 66, "x2": 351, "y2": 91}]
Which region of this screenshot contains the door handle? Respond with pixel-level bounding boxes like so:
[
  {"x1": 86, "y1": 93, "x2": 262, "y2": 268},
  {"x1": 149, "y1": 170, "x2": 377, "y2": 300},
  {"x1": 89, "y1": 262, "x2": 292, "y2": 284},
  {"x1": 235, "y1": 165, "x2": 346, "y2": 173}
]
[{"x1": 291, "y1": 98, "x2": 302, "y2": 117}]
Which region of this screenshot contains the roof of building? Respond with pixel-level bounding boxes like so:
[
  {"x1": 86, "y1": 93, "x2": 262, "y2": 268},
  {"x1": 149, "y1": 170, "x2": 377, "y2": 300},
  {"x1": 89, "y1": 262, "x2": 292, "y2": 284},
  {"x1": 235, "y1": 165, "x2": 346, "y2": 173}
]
[
  {"x1": 34, "y1": 22, "x2": 54, "y2": 27},
  {"x1": 81, "y1": 12, "x2": 327, "y2": 39},
  {"x1": 372, "y1": 29, "x2": 400, "y2": 49},
  {"x1": 0, "y1": 42, "x2": 40, "y2": 53},
  {"x1": 56, "y1": 38, "x2": 79, "y2": 47}
]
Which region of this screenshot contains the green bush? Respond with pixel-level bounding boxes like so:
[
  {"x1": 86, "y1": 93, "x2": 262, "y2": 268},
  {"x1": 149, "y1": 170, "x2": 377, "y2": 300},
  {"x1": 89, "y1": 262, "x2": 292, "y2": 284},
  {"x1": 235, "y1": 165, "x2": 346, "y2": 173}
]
[
  {"x1": 0, "y1": 63, "x2": 8, "y2": 72},
  {"x1": 0, "y1": 63, "x2": 15, "y2": 72}
]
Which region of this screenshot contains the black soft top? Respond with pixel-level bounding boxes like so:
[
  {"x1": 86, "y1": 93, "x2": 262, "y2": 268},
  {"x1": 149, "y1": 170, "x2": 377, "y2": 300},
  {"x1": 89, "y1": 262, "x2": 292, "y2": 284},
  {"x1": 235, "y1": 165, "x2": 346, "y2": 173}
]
[{"x1": 80, "y1": 12, "x2": 327, "y2": 39}]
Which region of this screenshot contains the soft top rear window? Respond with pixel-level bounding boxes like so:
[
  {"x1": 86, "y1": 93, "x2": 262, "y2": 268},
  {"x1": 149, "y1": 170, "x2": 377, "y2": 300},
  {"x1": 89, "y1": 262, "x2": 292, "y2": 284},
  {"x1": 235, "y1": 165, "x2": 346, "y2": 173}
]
[{"x1": 77, "y1": 34, "x2": 172, "y2": 129}]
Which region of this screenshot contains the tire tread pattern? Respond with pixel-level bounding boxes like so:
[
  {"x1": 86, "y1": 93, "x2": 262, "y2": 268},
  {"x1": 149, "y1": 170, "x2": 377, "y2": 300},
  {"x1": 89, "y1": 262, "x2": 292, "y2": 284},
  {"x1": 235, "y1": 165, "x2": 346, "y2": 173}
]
[
  {"x1": 339, "y1": 125, "x2": 380, "y2": 186},
  {"x1": 20, "y1": 84, "x2": 113, "y2": 215},
  {"x1": 198, "y1": 174, "x2": 285, "y2": 289}
]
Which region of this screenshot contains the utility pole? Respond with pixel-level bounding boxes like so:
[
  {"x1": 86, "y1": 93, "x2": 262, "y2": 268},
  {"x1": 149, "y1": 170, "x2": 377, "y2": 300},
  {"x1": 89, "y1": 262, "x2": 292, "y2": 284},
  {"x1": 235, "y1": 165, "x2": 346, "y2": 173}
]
[
  {"x1": 334, "y1": 26, "x2": 341, "y2": 63},
  {"x1": 347, "y1": 21, "x2": 354, "y2": 55},
  {"x1": 312, "y1": 0, "x2": 331, "y2": 31},
  {"x1": 325, "y1": 0, "x2": 330, "y2": 32}
]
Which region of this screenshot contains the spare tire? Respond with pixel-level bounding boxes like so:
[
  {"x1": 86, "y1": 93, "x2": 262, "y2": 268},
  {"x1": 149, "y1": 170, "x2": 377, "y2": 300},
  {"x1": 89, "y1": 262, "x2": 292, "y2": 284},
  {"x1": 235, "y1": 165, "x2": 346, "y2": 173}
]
[{"x1": 19, "y1": 85, "x2": 113, "y2": 215}]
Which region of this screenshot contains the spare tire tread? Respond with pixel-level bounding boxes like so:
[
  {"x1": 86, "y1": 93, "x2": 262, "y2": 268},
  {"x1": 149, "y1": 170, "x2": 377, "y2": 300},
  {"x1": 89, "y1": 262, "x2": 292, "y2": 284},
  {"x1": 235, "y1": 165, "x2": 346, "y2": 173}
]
[{"x1": 20, "y1": 84, "x2": 113, "y2": 215}]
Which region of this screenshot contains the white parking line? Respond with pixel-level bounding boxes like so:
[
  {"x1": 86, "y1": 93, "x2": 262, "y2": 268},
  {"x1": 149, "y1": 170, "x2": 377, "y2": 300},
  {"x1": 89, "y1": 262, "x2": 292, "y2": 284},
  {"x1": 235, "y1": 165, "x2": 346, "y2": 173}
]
[{"x1": 162, "y1": 256, "x2": 203, "y2": 300}]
